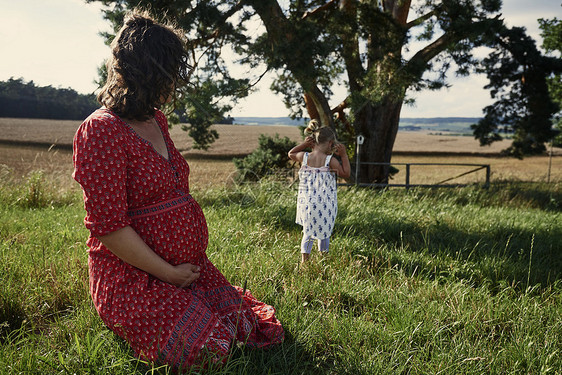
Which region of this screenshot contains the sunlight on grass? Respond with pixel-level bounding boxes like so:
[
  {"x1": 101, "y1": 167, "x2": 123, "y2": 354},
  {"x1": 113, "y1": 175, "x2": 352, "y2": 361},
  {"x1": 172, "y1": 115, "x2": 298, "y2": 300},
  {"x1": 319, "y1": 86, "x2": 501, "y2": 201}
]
[{"x1": 1, "y1": 174, "x2": 561, "y2": 374}]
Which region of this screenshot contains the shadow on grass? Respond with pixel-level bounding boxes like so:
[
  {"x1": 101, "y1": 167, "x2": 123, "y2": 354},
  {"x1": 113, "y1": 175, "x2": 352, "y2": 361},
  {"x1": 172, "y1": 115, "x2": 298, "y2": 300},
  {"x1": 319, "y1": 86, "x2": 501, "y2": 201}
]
[
  {"x1": 203, "y1": 187, "x2": 562, "y2": 292},
  {"x1": 214, "y1": 328, "x2": 374, "y2": 375},
  {"x1": 216, "y1": 330, "x2": 329, "y2": 375},
  {"x1": 423, "y1": 181, "x2": 562, "y2": 212},
  {"x1": 335, "y1": 211, "x2": 562, "y2": 292},
  {"x1": 119, "y1": 329, "x2": 350, "y2": 375}
]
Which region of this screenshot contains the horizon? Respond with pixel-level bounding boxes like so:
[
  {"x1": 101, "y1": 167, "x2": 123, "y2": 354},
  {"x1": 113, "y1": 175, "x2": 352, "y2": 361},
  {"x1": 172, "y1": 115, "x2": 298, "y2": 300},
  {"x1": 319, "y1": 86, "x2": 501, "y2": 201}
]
[{"x1": 231, "y1": 115, "x2": 482, "y2": 119}]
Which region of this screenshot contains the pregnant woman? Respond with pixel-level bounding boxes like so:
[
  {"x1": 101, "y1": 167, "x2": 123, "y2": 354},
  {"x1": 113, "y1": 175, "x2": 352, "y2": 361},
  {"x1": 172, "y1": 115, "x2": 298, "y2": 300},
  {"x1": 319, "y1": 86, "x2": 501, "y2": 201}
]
[{"x1": 72, "y1": 11, "x2": 283, "y2": 370}]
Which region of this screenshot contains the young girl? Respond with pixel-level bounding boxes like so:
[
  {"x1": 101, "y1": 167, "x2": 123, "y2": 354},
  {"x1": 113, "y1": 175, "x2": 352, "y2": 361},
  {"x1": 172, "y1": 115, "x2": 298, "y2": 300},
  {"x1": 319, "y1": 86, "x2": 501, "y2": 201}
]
[{"x1": 288, "y1": 120, "x2": 351, "y2": 262}]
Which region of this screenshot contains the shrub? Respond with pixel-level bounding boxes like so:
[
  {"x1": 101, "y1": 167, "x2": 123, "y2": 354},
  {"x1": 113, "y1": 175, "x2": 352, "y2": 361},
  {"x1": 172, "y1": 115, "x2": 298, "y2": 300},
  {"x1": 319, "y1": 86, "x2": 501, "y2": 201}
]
[{"x1": 233, "y1": 134, "x2": 297, "y2": 181}]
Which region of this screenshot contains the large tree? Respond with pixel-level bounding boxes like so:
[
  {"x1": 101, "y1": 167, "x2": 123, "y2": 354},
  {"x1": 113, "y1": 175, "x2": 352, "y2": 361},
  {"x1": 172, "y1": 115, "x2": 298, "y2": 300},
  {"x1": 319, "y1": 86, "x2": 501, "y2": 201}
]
[
  {"x1": 539, "y1": 17, "x2": 562, "y2": 147},
  {"x1": 471, "y1": 22, "x2": 562, "y2": 157},
  {"x1": 90, "y1": 0, "x2": 554, "y2": 182}
]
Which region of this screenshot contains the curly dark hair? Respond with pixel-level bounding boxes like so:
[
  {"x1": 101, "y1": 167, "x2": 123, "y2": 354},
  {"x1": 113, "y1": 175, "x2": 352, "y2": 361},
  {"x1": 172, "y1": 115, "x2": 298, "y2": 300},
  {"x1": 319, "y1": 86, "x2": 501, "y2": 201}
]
[{"x1": 97, "y1": 12, "x2": 192, "y2": 120}]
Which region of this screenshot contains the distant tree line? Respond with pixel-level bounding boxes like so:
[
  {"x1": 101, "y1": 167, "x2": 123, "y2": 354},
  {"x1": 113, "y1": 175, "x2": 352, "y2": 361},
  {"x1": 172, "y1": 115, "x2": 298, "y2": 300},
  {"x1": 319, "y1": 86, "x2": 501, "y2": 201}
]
[
  {"x1": 217, "y1": 115, "x2": 234, "y2": 125},
  {"x1": 0, "y1": 78, "x2": 98, "y2": 120}
]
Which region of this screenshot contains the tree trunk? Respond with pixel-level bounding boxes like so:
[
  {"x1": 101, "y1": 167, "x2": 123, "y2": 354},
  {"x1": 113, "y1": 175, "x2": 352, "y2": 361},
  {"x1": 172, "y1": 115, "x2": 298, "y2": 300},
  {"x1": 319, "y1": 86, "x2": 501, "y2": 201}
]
[
  {"x1": 354, "y1": 97, "x2": 403, "y2": 184},
  {"x1": 302, "y1": 87, "x2": 334, "y2": 127}
]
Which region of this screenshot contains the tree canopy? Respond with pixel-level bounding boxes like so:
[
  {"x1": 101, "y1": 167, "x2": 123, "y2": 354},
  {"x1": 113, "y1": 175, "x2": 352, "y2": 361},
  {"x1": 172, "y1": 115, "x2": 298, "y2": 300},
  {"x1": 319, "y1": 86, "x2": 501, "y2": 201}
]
[
  {"x1": 88, "y1": 0, "x2": 561, "y2": 181},
  {"x1": 471, "y1": 20, "x2": 562, "y2": 157},
  {"x1": 539, "y1": 17, "x2": 562, "y2": 147}
]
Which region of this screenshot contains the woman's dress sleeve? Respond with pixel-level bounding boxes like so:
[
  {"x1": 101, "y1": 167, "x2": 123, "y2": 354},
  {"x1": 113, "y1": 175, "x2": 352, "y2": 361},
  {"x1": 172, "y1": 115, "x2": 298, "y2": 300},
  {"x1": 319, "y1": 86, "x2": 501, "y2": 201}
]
[{"x1": 73, "y1": 114, "x2": 132, "y2": 237}]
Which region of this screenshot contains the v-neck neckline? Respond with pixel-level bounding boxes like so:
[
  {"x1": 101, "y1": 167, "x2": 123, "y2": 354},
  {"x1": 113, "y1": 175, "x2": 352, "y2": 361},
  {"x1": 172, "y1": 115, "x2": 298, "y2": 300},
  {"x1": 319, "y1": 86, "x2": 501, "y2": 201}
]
[{"x1": 107, "y1": 109, "x2": 171, "y2": 162}]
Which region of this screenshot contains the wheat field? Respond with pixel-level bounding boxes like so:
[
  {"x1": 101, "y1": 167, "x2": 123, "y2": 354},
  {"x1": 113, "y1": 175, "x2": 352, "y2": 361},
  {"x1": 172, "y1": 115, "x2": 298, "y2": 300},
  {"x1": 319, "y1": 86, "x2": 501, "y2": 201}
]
[{"x1": 1, "y1": 117, "x2": 561, "y2": 188}]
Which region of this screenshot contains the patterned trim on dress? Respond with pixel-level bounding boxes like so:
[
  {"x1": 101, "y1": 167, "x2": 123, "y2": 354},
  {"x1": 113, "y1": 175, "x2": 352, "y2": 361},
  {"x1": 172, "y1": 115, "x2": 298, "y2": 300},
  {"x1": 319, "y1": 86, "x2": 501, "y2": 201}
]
[
  {"x1": 128, "y1": 194, "x2": 192, "y2": 219},
  {"x1": 159, "y1": 298, "x2": 216, "y2": 367},
  {"x1": 300, "y1": 165, "x2": 332, "y2": 173}
]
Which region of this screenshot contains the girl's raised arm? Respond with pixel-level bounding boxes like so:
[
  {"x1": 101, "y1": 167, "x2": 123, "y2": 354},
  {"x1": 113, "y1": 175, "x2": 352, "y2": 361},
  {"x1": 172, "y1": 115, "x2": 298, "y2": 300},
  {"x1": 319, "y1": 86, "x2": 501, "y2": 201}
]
[
  {"x1": 330, "y1": 143, "x2": 351, "y2": 179},
  {"x1": 288, "y1": 136, "x2": 315, "y2": 162}
]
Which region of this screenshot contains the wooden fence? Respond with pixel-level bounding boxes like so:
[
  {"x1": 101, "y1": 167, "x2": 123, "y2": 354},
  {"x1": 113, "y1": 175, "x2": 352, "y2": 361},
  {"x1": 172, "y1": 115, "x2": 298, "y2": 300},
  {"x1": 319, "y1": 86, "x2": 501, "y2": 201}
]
[{"x1": 344, "y1": 162, "x2": 491, "y2": 188}]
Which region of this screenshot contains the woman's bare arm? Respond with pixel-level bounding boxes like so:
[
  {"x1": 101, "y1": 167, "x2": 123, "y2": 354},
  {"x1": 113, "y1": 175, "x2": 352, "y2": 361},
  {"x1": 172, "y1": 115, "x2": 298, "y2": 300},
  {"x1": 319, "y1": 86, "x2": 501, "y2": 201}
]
[{"x1": 98, "y1": 226, "x2": 200, "y2": 287}]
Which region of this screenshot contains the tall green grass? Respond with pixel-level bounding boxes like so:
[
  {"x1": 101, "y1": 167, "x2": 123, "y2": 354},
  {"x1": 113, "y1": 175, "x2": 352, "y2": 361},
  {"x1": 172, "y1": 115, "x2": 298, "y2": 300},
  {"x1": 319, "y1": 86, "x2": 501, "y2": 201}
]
[{"x1": 1, "y1": 172, "x2": 561, "y2": 374}]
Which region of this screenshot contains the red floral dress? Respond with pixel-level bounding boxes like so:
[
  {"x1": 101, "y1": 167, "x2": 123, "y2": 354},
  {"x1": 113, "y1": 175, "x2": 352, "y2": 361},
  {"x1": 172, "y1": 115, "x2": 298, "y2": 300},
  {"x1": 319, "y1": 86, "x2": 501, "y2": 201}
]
[{"x1": 72, "y1": 108, "x2": 284, "y2": 368}]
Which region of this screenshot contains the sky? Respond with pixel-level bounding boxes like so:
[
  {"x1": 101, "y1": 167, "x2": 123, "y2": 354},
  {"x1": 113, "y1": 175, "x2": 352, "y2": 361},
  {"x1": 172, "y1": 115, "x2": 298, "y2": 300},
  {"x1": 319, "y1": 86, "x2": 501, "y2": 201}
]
[{"x1": 0, "y1": 0, "x2": 560, "y2": 118}]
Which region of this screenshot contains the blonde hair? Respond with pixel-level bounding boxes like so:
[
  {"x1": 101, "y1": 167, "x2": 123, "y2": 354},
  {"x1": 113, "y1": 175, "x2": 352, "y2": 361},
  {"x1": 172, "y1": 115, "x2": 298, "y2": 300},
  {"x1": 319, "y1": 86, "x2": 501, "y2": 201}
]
[{"x1": 304, "y1": 119, "x2": 338, "y2": 145}]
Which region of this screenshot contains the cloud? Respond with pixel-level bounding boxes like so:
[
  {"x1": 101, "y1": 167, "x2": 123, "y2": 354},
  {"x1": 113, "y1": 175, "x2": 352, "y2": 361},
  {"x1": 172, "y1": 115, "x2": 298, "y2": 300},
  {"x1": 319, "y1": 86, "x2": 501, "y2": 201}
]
[
  {"x1": 0, "y1": 0, "x2": 109, "y2": 94},
  {"x1": 1, "y1": 0, "x2": 559, "y2": 116}
]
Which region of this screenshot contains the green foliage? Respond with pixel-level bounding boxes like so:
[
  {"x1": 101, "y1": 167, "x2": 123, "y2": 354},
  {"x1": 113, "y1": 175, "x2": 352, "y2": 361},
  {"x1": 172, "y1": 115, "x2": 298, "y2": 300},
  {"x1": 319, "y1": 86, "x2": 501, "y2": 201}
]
[
  {"x1": 3, "y1": 175, "x2": 562, "y2": 374},
  {"x1": 233, "y1": 134, "x2": 296, "y2": 181},
  {"x1": 539, "y1": 17, "x2": 562, "y2": 147},
  {"x1": 256, "y1": 133, "x2": 298, "y2": 164},
  {"x1": 472, "y1": 25, "x2": 561, "y2": 157},
  {"x1": 89, "y1": 0, "x2": 518, "y2": 169},
  {"x1": 177, "y1": 78, "x2": 245, "y2": 150},
  {"x1": 234, "y1": 148, "x2": 279, "y2": 182},
  {"x1": 0, "y1": 78, "x2": 98, "y2": 120}
]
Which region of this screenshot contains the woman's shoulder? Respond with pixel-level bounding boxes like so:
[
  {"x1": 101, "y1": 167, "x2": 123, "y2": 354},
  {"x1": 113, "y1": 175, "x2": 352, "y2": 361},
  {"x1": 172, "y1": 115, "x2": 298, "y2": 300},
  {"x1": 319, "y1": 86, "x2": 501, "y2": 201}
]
[
  {"x1": 154, "y1": 108, "x2": 169, "y2": 131},
  {"x1": 75, "y1": 108, "x2": 126, "y2": 143},
  {"x1": 84, "y1": 108, "x2": 126, "y2": 128}
]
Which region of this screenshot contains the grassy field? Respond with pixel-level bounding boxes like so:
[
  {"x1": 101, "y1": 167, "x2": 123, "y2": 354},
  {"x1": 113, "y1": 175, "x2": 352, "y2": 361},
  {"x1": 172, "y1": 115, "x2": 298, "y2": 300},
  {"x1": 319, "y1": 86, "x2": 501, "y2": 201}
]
[
  {"x1": 0, "y1": 170, "x2": 561, "y2": 374},
  {"x1": 0, "y1": 118, "x2": 561, "y2": 374}
]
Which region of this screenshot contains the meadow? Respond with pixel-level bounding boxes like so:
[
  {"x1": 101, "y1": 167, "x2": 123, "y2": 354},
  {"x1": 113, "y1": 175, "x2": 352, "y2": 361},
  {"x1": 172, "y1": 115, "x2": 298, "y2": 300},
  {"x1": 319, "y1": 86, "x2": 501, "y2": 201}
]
[{"x1": 0, "y1": 118, "x2": 561, "y2": 374}]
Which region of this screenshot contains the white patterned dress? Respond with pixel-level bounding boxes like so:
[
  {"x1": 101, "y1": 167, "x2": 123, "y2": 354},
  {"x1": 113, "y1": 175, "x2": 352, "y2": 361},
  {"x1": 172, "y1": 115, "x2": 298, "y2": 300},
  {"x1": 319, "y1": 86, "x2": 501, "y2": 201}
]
[{"x1": 296, "y1": 153, "x2": 337, "y2": 239}]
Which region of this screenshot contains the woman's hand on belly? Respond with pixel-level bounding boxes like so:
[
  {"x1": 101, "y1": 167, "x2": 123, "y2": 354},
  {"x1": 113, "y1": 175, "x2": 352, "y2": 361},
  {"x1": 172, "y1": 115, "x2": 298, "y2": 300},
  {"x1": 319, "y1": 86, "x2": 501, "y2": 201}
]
[
  {"x1": 98, "y1": 226, "x2": 200, "y2": 288},
  {"x1": 165, "y1": 263, "x2": 200, "y2": 288}
]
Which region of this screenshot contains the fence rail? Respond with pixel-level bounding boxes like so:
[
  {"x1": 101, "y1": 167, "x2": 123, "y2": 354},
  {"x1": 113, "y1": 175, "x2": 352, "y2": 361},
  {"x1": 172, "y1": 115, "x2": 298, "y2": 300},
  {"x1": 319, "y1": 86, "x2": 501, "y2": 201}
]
[{"x1": 345, "y1": 162, "x2": 490, "y2": 188}]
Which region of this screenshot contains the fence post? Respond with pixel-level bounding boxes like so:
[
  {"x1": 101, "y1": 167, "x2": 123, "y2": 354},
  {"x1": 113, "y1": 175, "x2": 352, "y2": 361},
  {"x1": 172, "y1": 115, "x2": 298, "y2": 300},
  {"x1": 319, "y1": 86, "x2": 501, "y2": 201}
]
[
  {"x1": 355, "y1": 135, "x2": 364, "y2": 185},
  {"x1": 485, "y1": 165, "x2": 490, "y2": 188},
  {"x1": 406, "y1": 164, "x2": 410, "y2": 190},
  {"x1": 548, "y1": 138, "x2": 553, "y2": 183}
]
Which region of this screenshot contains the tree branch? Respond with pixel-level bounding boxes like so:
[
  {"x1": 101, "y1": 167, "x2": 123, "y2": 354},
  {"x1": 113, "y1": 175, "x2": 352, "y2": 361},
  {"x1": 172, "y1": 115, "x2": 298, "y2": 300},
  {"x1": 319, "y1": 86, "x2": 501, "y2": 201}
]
[
  {"x1": 336, "y1": 0, "x2": 364, "y2": 93},
  {"x1": 304, "y1": 93, "x2": 320, "y2": 120},
  {"x1": 383, "y1": 0, "x2": 411, "y2": 25},
  {"x1": 330, "y1": 98, "x2": 353, "y2": 133},
  {"x1": 247, "y1": 68, "x2": 270, "y2": 89},
  {"x1": 301, "y1": 0, "x2": 338, "y2": 20},
  {"x1": 402, "y1": 16, "x2": 502, "y2": 87},
  {"x1": 407, "y1": 31, "x2": 458, "y2": 68},
  {"x1": 186, "y1": 1, "x2": 244, "y2": 46},
  {"x1": 406, "y1": 9, "x2": 438, "y2": 29}
]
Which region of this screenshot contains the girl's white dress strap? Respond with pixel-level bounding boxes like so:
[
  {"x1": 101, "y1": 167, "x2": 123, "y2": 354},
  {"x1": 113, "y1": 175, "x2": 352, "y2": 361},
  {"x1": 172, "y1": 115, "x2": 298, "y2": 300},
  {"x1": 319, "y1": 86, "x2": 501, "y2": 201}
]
[
  {"x1": 303, "y1": 152, "x2": 309, "y2": 166},
  {"x1": 324, "y1": 155, "x2": 332, "y2": 167}
]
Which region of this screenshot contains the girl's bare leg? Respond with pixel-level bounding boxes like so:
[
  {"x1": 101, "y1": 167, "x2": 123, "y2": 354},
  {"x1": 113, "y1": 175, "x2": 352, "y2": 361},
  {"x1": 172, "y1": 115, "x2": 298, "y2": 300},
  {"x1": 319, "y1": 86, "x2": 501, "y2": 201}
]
[{"x1": 301, "y1": 235, "x2": 314, "y2": 263}]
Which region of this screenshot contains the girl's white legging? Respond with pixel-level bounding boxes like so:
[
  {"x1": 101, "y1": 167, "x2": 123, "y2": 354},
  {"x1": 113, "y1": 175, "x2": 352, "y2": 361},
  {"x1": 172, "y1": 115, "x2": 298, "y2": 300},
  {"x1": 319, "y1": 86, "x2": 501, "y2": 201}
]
[{"x1": 301, "y1": 235, "x2": 330, "y2": 254}]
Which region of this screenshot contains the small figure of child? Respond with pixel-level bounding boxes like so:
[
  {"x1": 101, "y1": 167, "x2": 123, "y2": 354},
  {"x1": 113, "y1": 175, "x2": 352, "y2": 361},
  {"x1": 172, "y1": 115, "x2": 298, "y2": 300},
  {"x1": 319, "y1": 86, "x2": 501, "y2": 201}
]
[{"x1": 288, "y1": 120, "x2": 351, "y2": 263}]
